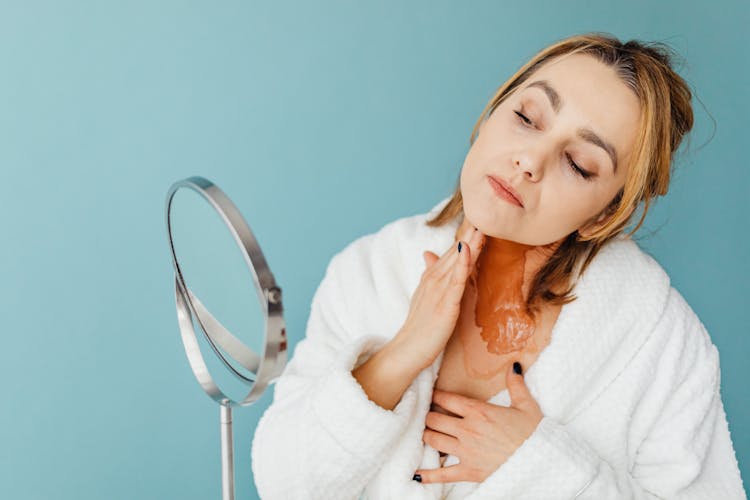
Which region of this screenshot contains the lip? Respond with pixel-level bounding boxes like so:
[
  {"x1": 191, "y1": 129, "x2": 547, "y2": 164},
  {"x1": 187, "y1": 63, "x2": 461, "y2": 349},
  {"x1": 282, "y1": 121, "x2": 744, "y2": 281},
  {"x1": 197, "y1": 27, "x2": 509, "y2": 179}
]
[{"x1": 487, "y1": 175, "x2": 524, "y2": 207}]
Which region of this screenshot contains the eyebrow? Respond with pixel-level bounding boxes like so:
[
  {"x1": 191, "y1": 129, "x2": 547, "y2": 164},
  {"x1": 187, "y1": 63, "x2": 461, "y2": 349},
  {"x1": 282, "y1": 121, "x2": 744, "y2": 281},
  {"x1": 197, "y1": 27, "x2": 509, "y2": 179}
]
[{"x1": 523, "y1": 79, "x2": 618, "y2": 175}]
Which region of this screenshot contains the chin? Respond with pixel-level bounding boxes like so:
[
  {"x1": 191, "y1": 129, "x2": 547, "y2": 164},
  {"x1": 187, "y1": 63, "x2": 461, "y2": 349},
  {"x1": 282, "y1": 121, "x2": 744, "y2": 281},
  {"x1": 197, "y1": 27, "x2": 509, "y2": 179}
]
[{"x1": 461, "y1": 189, "x2": 517, "y2": 237}]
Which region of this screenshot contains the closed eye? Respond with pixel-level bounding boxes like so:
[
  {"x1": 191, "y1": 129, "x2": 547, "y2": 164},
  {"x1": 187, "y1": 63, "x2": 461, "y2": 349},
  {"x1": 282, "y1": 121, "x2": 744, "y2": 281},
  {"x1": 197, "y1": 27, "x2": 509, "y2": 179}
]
[
  {"x1": 514, "y1": 110, "x2": 533, "y2": 126},
  {"x1": 513, "y1": 110, "x2": 594, "y2": 181}
]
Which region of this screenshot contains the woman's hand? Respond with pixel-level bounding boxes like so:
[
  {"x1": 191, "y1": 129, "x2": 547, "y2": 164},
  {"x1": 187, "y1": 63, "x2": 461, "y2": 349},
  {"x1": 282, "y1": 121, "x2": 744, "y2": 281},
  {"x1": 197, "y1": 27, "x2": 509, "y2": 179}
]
[
  {"x1": 393, "y1": 222, "x2": 486, "y2": 371},
  {"x1": 413, "y1": 362, "x2": 544, "y2": 484}
]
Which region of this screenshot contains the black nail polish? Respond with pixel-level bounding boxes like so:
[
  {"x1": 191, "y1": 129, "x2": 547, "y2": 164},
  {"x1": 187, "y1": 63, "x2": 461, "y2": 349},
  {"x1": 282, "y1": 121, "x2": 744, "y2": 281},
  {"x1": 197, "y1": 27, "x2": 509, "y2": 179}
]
[
  {"x1": 513, "y1": 361, "x2": 523, "y2": 375},
  {"x1": 457, "y1": 242, "x2": 462, "y2": 253},
  {"x1": 413, "y1": 474, "x2": 422, "y2": 482}
]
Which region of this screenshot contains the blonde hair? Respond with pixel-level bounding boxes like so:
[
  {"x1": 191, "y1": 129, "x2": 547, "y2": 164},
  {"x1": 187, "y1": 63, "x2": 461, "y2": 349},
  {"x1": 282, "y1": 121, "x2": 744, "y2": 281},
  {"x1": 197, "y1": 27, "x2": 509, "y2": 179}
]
[{"x1": 426, "y1": 32, "x2": 695, "y2": 316}]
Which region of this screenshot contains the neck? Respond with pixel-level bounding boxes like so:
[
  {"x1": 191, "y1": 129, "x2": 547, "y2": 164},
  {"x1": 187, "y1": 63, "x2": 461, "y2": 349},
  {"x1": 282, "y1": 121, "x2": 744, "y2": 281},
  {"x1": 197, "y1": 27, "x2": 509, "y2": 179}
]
[
  {"x1": 455, "y1": 218, "x2": 562, "y2": 303},
  {"x1": 477, "y1": 237, "x2": 561, "y2": 301},
  {"x1": 452, "y1": 217, "x2": 565, "y2": 362}
]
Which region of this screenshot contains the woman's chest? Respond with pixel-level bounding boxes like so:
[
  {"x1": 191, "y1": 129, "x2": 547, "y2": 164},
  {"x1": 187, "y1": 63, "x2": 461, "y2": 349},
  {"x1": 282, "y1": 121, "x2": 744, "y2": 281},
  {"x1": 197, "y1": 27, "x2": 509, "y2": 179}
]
[{"x1": 433, "y1": 298, "x2": 561, "y2": 404}]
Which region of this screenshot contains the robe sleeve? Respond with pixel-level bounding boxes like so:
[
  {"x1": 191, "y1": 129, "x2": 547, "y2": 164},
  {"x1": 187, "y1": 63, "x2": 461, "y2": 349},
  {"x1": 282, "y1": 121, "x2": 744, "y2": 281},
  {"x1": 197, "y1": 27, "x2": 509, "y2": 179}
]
[
  {"x1": 251, "y1": 244, "x2": 420, "y2": 500},
  {"x1": 466, "y1": 319, "x2": 746, "y2": 499}
]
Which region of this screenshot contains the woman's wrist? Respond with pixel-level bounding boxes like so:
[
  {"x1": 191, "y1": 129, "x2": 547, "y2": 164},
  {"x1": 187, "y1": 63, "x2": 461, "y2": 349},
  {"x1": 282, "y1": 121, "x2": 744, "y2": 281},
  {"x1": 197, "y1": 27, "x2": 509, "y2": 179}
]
[
  {"x1": 351, "y1": 335, "x2": 426, "y2": 411},
  {"x1": 385, "y1": 333, "x2": 435, "y2": 375}
]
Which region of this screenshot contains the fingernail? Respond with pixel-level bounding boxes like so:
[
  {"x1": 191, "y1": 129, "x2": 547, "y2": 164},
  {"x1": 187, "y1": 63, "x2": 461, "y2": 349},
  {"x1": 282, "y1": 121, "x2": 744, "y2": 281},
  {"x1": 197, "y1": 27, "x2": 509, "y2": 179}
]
[
  {"x1": 513, "y1": 361, "x2": 523, "y2": 376},
  {"x1": 413, "y1": 474, "x2": 422, "y2": 482},
  {"x1": 457, "y1": 241, "x2": 462, "y2": 253}
]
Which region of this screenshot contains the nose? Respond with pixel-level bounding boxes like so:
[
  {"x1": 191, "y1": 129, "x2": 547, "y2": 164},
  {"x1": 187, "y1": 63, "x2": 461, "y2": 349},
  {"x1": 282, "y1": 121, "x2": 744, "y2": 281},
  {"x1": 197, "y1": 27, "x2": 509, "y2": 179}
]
[{"x1": 514, "y1": 152, "x2": 543, "y2": 181}]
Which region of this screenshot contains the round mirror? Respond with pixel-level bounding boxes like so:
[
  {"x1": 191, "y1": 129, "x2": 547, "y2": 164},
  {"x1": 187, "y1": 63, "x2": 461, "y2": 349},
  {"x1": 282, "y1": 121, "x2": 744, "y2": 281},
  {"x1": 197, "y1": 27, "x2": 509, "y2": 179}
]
[{"x1": 165, "y1": 176, "x2": 287, "y2": 500}]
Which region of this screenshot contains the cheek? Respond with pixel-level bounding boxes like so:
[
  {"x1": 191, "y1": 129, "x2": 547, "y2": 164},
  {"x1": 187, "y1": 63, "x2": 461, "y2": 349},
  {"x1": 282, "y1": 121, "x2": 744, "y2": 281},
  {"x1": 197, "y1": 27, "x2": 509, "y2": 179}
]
[
  {"x1": 459, "y1": 146, "x2": 487, "y2": 185},
  {"x1": 462, "y1": 143, "x2": 507, "y2": 182},
  {"x1": 538, "y1": 190, "x2": 599, "y2": 228}
]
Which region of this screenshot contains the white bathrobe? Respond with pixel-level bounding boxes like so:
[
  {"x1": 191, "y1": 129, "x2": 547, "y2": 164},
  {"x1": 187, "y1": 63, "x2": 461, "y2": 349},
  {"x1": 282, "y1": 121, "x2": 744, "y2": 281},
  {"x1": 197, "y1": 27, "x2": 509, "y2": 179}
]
[{"x1": 251, "y1": 196, "x2": 746, "y2": 499}]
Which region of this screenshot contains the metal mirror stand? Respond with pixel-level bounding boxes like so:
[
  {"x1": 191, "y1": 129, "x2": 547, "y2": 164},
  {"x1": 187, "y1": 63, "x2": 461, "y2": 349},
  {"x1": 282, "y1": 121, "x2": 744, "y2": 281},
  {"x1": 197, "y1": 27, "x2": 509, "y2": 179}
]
[{"x1": 165, "y1": 176, "x2": 288, "y2": 500}]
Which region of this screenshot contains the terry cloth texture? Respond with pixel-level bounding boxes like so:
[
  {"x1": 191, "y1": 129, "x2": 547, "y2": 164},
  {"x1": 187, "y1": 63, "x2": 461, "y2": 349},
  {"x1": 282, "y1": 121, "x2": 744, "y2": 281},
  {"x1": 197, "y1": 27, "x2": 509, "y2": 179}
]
[{"x1": 251, "y1": 196, "x2": 746, "y2": 500}]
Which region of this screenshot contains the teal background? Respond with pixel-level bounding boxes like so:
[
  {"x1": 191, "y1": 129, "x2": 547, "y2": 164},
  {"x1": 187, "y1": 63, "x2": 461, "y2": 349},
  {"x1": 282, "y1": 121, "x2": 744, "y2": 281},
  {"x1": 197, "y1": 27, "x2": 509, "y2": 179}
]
[{"x1": 1, "y1": 1, "x2": 747, "y2": 498}]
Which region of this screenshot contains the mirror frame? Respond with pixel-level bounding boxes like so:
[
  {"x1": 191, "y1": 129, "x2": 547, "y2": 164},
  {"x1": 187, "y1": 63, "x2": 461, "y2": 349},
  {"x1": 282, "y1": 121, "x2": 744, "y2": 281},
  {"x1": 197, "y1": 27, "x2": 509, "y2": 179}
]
[{"x1": 165, "y1": 176, "x2": 287, "y2": 407}]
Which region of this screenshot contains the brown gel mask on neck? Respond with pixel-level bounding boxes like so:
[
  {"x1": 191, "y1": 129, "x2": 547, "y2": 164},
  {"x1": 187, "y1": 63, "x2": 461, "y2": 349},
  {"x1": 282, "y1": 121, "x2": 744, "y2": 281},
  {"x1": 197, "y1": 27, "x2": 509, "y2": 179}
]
[{"x1": 457, "y1": 237, "x2": 560, "y2": 380}]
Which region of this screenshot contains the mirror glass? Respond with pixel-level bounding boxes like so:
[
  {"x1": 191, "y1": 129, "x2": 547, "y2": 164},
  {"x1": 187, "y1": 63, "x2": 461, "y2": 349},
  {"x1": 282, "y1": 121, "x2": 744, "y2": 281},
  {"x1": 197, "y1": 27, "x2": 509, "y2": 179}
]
[{"x1": 168, "y1": 187, "x2": 266, "y2": 403}]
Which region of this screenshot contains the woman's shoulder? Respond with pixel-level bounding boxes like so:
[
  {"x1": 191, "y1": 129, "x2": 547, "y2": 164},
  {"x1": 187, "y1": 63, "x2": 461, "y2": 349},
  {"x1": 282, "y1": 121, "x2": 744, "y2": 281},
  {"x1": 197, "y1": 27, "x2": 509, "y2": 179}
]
[
  {"x1": 602, "y1": 237, "x2": 720, "y2": 369},
  {"x1": 587, "y1": 234, "x2": 670, "y2": 284},
  {"x1": 595, "y1": 237, "x2": 712, "y2": 335}
]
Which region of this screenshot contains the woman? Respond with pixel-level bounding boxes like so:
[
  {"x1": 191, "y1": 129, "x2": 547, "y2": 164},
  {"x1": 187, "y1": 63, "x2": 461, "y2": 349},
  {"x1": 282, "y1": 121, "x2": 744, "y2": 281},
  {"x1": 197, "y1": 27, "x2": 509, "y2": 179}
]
[{"x1": 251, "y1": 33, "x2": 746, "y2": 499}]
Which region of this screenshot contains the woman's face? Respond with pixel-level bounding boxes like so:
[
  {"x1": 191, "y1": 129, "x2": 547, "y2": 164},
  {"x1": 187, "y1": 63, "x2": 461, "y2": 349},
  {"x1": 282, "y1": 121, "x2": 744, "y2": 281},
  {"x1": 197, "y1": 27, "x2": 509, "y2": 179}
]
[{"x1": 460, "y1": 53, "x2": 641, "y2": 246}]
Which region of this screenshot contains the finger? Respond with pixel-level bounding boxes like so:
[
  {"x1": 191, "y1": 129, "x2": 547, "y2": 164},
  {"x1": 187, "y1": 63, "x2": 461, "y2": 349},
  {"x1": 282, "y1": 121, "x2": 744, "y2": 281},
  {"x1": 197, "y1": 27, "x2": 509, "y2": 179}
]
[
  {"x1": 447, "y1": 222, "x2": 476, "y2": 259},
  {"x1": 506, "y1": 361, "x2": 538, "y2": 411},
  {"x1": 423, "y1": 250, "x2": 439, "y2": 268},
  {"x1": 425, "y1": 411, "x2": 463, "y2": 437},
  {"x1": 450, "y1": 228, "x2": 486, "y2": 287},
  {"x1": 427, "y1": 223, "x2": 480, "y2": 282},
  {"x1": 430, "y1": 389, "x2": 477, "y2": 417},
  {"x1": 467, "y1": 227, "x2": 486, "y2": 267},
  {"x1": 422, "y1": 428, "x2": 460, "y2": 456},
  {"x1": 441, "y1": 241, "x2": 471, "y2": 295},
  {"x1": 414, "y1": 463, "x2": 468, "y2": 484},
  {"x1": 459, "y1": 220, "x2": 478, "y2": 242},
  {"x1": 429, "y1": 222, "x2": 476, "y2": 263},
  {"x1": 431, "y1": 401, "x2": 462, "y2": 418},
  {"x1": 415, "y1": 246, "x2": 458, "y2": 306},
  {"x1": 430, "y1": 240, "x2": 463, "y2": 281}
]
